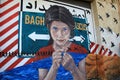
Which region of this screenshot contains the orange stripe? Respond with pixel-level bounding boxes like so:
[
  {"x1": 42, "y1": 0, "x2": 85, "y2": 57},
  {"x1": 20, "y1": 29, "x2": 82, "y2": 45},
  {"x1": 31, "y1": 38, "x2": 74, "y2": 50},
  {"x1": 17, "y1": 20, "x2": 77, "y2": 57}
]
[
  {"x1": 2, "y1": 39, "x2": 18, "y2": 52},
  {"x1": 6, "y1": 58, "x2": 23, "y2": 70},
  {"x1": 0, "y1": 0, "x2": 13, "y2": 8},
  {"x1": 91, "y1": 44, "x2": 99, "y2": 53},
  {"x1": 0, "y1": 50, "x2": 18, "y2": 68},
  {"x1": 0, "y1": 3, "x2": 19, "y2": 17},
  {"x1": 0, "y1": 30, "x2": 18, "y2": 46},
  {"x1": 0, "y1": 21, "x2": 18, "y2": 36},
  {"x1": 0, "y1": 11, "x2": 19, "y2": 26}
]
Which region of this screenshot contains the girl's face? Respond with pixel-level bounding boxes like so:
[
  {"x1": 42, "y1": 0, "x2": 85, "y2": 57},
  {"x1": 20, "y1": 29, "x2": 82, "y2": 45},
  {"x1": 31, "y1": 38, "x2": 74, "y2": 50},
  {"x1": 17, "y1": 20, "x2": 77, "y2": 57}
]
[{"x1": 50, "y1": 21, "x2": 70, "y2": 46}]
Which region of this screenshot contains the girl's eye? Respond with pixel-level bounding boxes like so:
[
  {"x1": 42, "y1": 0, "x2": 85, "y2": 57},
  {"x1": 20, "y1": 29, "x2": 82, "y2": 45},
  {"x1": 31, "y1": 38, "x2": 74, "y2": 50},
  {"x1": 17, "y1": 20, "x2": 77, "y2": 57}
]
[
  {"x1": 63, "y1": 27, "x2": 68, "y2": 31},
  {"x1": 52, "y1": 26, "x2": 58, "y2": 31}
]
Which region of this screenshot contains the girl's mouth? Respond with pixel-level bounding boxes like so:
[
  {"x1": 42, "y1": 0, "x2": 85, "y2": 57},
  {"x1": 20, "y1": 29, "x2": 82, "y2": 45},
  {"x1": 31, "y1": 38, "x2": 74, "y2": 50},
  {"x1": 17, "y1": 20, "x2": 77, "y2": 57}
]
[{"x1": 57, "y1": 39, "x2": 65, "y2": 43}]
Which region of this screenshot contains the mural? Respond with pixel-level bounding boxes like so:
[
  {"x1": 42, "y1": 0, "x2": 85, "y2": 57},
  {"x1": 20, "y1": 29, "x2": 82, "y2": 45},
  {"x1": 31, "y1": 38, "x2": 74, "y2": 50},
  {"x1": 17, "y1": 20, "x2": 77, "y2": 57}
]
[{"x1": 0, "y1": 0, "x2": 120, "y2": 80}]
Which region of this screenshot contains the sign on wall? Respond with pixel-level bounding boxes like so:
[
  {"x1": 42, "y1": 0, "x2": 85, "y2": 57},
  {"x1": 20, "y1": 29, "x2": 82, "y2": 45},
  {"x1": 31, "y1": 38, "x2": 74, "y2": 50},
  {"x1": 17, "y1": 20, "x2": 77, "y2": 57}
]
[{"x1": 19, "y1": 0, "x2": 94, "y2": 57}]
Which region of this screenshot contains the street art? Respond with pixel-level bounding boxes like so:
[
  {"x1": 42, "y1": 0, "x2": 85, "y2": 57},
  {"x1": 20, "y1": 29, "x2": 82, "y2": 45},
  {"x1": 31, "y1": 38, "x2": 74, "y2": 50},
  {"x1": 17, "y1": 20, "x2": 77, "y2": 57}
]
[{"x1": 0, "y1": 0, "x2": 120, "y2": 80}]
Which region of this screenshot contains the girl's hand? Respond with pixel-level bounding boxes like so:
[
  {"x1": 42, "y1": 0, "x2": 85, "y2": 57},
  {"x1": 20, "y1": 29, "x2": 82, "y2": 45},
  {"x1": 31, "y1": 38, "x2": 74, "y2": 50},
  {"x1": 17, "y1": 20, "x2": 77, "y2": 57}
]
[
  {"x1": 62, "y1": 53, "x2": 76, "y2": 72},
  {"x1": 52, "y1": 49, "x2": 63, "y2": 70}
]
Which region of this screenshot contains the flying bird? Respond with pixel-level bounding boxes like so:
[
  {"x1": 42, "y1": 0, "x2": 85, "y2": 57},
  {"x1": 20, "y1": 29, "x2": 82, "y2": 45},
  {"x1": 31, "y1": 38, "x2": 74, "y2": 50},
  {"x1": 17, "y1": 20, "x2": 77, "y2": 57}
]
[
  {"x1": 111, "y1": 42, "x2": 115, "y2": 47},
  {"x1": 97, "y1": 2, "x2": 104, "y2": 7},
  {"x1": 106, "y1": 13, "x2": 110, "y2": 18},
  {"x1": 98, "y1": 15, "x2": 103, "y2": 20},
  {"x1": 107, "y1": 27, "x2": 113, "y2": 34},
  {"x1": 102, "y1": 37, "x2": 106, "y2": 44},
  {"x1": 116, "y1": 33, "x2": 119, "y2": 38},
  {"x1": 88, "y1": 31, "x2": 92, "y2": 35},
  {"x1": 100, "y1": 27, "x2": 104, "y2": 32},
  {"x1": 111, "y1": 3, "x2": 116, "y2": 10},
  {"x1": 113, "y1": 18, "x2": 118, "y2": 24}
]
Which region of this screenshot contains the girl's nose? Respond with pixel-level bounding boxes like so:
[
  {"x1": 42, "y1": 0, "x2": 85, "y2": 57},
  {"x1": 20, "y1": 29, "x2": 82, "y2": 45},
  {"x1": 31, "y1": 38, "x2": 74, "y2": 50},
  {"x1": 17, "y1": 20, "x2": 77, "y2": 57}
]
[{"x1": 57, "y1": 30, "x2": 63, "y2": 38}]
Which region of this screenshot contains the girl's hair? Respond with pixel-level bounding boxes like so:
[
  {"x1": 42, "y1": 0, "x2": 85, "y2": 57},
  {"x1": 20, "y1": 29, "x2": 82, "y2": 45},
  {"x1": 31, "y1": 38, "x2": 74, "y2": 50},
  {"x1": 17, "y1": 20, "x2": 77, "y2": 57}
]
[{"x1": 45, "y1": 5, "x2": 75, "y2": 45}]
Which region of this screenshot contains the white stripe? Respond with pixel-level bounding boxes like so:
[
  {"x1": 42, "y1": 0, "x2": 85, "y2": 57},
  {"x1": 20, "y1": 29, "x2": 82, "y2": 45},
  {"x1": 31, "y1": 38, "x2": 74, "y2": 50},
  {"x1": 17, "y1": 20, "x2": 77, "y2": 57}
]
[
  {"x1": 0, "y1": 1, "x2": 19, "y2": 13},
  {"x1": 0, "y1": 25, "x2": 18, "y2": 42},
  {"x1": 110, "y1": 52, "x2": 115, "y2": 56},
  {"x1": 1, "y1": 34, "x2": 18, "y2": 51},
  {"x1": 0, "y1": 16, "x2": 18, "y2": 32},
  {"x1": 104, "y1": 50, "x2": 109, "y2": 56},
  {"x1": 0, "y1": 0, "x2": 8, "y2": 4},
  {"x1": 0, "y1": 57, "x2": 18, "y2": 72},
  {"x1": 90, "y1": 43, "x2": 97, "y2": 53},
  {"x1": 0, "y1": 8, "x2": 19, "y2": 22},
  {"x1": 15, "y1": 58, "x2": 32, "y2": 68},
  {"x1": 9, "y1": 44, "x2": 18, "y2": 52},
  {"x1": 0, "y1": 46, "x2": 18, "y2": 63},
  {"x1": 0, "y1": 57, "x2": 7, "y2": 63}
]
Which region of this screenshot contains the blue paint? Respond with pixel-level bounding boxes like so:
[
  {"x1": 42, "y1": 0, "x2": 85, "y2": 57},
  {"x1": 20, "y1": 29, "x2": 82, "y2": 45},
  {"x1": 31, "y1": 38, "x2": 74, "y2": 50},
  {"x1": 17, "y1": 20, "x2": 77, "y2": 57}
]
[{"x1": 0, "y1": 53, "x2": 87, "y2": 80}]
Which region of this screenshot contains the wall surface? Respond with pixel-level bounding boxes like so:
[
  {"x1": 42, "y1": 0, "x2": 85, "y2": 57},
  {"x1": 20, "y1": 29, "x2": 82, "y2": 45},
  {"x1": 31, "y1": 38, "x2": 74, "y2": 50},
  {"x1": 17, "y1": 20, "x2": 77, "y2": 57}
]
[{"x1": 91, "y1": 0, "x2": 120, "y2": 56}]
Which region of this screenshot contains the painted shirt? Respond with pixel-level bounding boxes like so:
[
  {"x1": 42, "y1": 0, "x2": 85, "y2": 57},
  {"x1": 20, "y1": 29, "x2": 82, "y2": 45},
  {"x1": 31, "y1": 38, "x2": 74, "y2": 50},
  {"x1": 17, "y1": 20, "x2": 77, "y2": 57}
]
[{"x1": 35, "y1": 43, "x2": 88, "y2": 80}]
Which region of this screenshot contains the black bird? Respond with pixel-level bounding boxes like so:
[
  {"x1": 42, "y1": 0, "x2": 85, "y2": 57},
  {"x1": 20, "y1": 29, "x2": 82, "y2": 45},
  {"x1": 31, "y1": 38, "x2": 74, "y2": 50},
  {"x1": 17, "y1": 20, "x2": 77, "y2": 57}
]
[
  {"x1": 111, "y1": 3, "x2": 116, "y2": 10},
  {"x1": 113, "y1": 18, "x2": 118, "y2": 24},
  {"x1": 97, "y1": 2, "x2": 104, "y2": 7},
  {"x1": 86, "y1": 23, "x2": 89, "y2": 26},
  {"x1": 116, "y1": 33, "x2": 119, "y2": 38},
  {"x1": 106, "y1": 13, "x2": 110, "y2": 18},
  {"x1": 102, "y1": 37, "x2": 106, "y2": 44},
  {"x1": 107, "y1": 27, "x2": 113, "y2": 34},
  {"x1": 100, "y1": 27, "x2": 104, "y2": 32},
  {"x1": 98, "y1": 15, "x2": 103, "y2": 20},
  {"x1": 111, "y1": 42, "x2": 115, "y2": 47},
  {"x1": 88, "y1": 31, "x2": 92, "y2": 35}
]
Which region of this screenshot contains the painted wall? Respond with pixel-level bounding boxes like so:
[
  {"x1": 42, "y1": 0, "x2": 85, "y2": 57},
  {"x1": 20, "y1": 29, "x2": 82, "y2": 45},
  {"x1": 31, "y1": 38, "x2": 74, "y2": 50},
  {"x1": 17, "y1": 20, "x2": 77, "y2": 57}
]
[{"x1": 91, "y1": 0, "x2": 120, "y2": 56}]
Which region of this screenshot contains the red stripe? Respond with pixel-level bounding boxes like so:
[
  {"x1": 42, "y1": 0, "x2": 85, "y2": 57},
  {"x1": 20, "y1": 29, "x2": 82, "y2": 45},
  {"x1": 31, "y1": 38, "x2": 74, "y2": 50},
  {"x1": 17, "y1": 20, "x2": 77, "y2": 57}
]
[
  {"x1": 0, "y1": 3, "x2": 19, "y2": 17},
  {"x1": 102, "y1": 48, "x2": 108, "y2": 55},
  {"x1": 0, "y1": 11, "x2": 19, "y2": 26},
  {"x1": 0, "y1": 30, "x2": 18, "y2": 46},
  {"x1": 98, "y1": 45, "x2": 104, "y2": 55},
  {"x1": 0, "y1": 21, "x2": 18, "y2": 36},
  {"x1": 91, "y1": 44, "x2": 99, "y2": 53},
  {"x1": 2, "y1": 39, "x2": 18, "y2": 52},
  {"x1": 0, "y1": 50, "x2": 18, "y2": 68},
  {"x1": 108, "y1": 51, "x2": 112, "y2": 56},
  {"x1": 90, "y1": 42, "x2": 95, "y2": 49},
  {"x1": 6, "y1": 58, "x2": 23, "y2": 70},
  {"x1": 25, "y1": 58, "x2": 33, "y2": 64},
  {"x1": 0, "y1": 0, "x2": 13, "y2": 8}
]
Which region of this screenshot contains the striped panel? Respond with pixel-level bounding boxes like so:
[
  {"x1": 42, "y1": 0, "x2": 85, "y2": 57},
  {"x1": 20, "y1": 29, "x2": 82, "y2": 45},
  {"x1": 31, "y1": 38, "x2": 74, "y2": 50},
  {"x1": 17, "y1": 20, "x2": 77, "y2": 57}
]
[
  {"x1": 90, "y1": 42, "x2": 117, "y2": 56},
  {"x1": 0, "y1": 0, "x2": 33, "y2": 72}
]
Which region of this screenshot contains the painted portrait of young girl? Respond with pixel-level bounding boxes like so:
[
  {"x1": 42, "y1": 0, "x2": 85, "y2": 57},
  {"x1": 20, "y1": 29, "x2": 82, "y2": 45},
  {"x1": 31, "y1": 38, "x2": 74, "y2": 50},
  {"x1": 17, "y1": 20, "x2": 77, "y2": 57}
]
[{"x1": 35, "y1": 5, "x2": 88, "y2": 80}]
